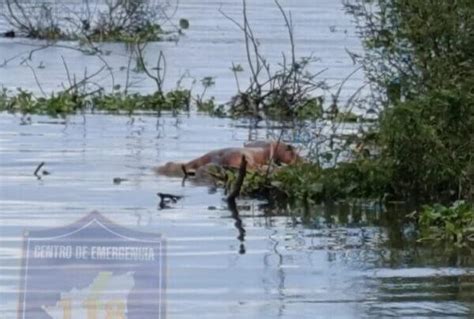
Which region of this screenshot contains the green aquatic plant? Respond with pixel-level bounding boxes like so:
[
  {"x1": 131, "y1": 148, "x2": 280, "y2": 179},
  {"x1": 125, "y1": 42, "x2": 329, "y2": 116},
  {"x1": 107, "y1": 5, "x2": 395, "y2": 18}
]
[
  {"x1": 0, "y1": 88, "x2": 192, "y2": 116},
  {"x1": 89, "y1": 90, "x2": 191, "y2": 114},
  {"x1": 195, "y1": 76, "x2": 216, "y2": 113},
  {"x1": 271, "y1": 160, "x2": 391, "y2": 205},
  {"x1": 87, "y1": 22, "x2": 167, "y2": 43},
  {"x1": 0, "y1": 89, "x2": 86, "y2": 117},
  {"x1": 3, "y1": 0, "x2": 183, "y2": 42},
  {"x1": 207, "y1": 159, "x2": 392, "y2": 205},
  {"x1": 416, "y1": 201, "x2": 474, "y2": 247},
  {"x1": 196, "y1": 97, "x2": 226, "y2": 117}
]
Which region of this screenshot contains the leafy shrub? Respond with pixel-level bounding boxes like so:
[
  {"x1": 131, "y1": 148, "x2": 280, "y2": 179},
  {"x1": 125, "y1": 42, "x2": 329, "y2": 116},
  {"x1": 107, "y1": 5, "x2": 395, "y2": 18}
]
[
  {"x1": 378, "y1": 90, "x2": 474, "y2": 202},
  {"x1": 345, "y1": 0, "x2": 474, "y2": 202},
  {"x1": 417, "y1": 201, "x2": 474, "y2": 247},
  {"x1": 345, "y1": 0, "x2": 474, "y2": 103}
]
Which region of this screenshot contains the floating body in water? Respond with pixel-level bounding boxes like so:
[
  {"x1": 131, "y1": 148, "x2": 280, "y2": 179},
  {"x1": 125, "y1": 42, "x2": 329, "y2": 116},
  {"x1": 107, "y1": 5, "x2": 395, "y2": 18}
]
[{"x1": 155, "y1": 141, "x2": 301, "y2": 177}]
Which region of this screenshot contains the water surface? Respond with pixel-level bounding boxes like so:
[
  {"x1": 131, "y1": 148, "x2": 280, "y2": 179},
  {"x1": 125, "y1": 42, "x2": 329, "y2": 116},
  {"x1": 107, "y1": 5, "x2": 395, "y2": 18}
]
[{"x1": 1, "y1": 113, "x2": 473, "y2": 319}]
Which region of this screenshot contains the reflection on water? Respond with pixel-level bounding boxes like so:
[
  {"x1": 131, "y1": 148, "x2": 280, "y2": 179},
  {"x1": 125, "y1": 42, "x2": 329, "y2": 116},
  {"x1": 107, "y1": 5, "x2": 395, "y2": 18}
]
[
  {"x1": 227, "y1": 199, "x2": 247, "y2": 255},
  {"x1": 0, "y1": 113, "x2": 473, "y2": 319}
]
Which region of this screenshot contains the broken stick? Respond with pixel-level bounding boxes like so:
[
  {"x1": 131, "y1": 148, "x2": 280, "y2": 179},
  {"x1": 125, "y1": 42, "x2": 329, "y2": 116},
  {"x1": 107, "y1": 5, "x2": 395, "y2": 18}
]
[{"x1": 227, "y1": 155, "x2": 247, "y2": 202}]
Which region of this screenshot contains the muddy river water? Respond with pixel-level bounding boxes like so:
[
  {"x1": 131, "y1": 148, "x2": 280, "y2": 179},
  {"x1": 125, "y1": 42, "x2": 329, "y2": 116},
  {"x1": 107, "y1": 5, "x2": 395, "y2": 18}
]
[{"x1": 0, "y1": 1, "x2": 473, "y2": 318}]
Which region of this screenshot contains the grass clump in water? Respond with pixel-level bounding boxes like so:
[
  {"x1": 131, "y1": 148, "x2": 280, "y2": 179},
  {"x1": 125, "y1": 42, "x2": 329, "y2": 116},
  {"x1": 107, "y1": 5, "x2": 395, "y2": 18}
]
[
  {"x1": 0, "y1": 88, "x2": 192, "y2": 117},
  {"x1": 2, "y1": 0, "x2": 187, "y2": 42},
  {"x1": 0, "y1": 89, "x2": 87, "y2": 117},
  {"x1": 91, "y1": 90, "x2": 191, "y2": 114},
  {"x1": 211, "y1": 160, "x2": 391, "y2": 205},
  {"x1": 271, "y1": 160, "x2": 391, "y2": 204},
  {"x1": 85, "y1": 22, "x2": 167, "y2": 43},
  {"x1": 416, "y1": 201, "x2": 474, "y2": 247}
]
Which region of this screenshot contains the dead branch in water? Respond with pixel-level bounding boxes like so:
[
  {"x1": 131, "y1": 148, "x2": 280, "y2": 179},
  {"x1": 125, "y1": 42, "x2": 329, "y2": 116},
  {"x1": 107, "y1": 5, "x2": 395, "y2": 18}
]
[
  {"x1": 135, "y1": 41, "x2": 166, "y2": 95},
  {"x1": 227, "y1": 155, "x2": 247, "y2": 202},
  {"x1": 157, "y1": 192, "x2": 183, "y2": 209},
  {"x1": 220, "y1": 0, "x2": 327, "y2": 120},
  {"x1": 181, "y1": 165, "x2": 190, "y2": 177},
  {"x1": 33, "y1": 162, "x2": 45, "y2": 179},
  {"x1": 264, "y1": 130, "x2": 285, "y2": 179}
]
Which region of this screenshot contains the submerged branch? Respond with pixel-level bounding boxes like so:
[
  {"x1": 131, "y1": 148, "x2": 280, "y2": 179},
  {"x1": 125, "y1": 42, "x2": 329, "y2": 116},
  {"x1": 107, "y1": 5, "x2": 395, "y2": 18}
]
[{"x1": 227, "y1": 155, "x2": 248, "y2": 202}]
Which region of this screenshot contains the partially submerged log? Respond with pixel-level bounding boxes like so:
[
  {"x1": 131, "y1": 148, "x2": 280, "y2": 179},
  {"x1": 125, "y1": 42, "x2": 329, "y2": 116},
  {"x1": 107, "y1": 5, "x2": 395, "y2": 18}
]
[{"x1": 227, "y1": 155, "x2": 247, "y2": 202}]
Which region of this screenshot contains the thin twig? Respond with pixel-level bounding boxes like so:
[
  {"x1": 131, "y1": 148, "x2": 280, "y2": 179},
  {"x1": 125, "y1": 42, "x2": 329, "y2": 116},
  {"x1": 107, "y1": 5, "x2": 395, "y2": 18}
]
[
  {"x1": 23, "y1": 61, "x2": 46, "y2": 97},
  {"x1": 61, "y1": 56, "x2": 73, "y2": 88}
]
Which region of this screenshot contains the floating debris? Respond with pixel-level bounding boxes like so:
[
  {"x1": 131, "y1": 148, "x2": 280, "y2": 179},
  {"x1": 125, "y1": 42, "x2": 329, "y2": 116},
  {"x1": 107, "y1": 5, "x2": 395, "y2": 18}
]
[
  {"x1": 33, "y1": 162, "x2": 45, "y2": 180},
  {"x1": 113, "y1": 177, "x2": 128, "y2": 185},
  {"x1": 157, "y1": 193, "x2": 183, "y2": 209}
]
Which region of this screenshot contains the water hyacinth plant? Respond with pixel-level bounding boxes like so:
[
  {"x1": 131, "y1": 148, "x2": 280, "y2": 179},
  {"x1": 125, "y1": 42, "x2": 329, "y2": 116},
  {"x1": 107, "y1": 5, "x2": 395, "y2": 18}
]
[{"x1": 416, "y1": 201, "x2": 474, "y2": 247}]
